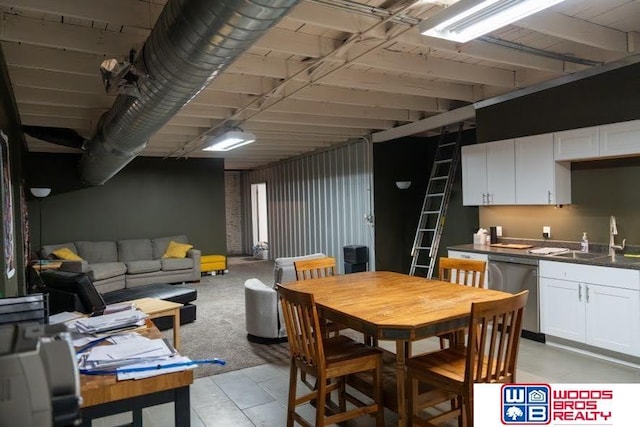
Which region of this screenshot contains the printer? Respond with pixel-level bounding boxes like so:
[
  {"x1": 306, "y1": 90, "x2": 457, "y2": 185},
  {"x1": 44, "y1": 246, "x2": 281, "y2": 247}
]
[{"x1": 0, "y1": 323, "x2": 81, "y2": 426}]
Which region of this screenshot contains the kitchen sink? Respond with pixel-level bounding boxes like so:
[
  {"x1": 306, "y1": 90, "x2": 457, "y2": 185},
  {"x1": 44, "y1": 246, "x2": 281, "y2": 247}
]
[{"x1": 549, "y1": 251, "x2": 609, "y2": 260}]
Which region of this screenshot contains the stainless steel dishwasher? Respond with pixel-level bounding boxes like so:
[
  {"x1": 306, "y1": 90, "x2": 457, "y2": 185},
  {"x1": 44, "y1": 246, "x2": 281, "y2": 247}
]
[{"x1": 487, "y1": 254, "x2": 544, "y2": 342}]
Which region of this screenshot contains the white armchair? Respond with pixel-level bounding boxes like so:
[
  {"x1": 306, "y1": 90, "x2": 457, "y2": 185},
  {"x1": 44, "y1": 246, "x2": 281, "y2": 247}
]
[{"x1": 244, "y1": 252, "x2": 326, "y2": 342}]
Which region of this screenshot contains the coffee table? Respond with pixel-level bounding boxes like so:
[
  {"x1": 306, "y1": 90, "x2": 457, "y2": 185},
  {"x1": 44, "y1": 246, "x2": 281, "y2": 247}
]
[
  {"x1": 80, "y1": 321, "x2": 193, "y2": 427},
  {"x1": 126, "y1": 297, "x2": 183, "y2": 350}
]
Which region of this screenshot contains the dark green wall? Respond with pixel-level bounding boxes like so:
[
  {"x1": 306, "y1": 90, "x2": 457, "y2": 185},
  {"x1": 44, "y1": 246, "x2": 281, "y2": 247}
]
[
  {"x1": 373, "y1": 130, "x2": 479, "y2": 273},
  {"x1": 480, "y1": 158, "x2": 640, "y2": 245},
  {"x1": 0, "y1": 46, "x2": 27, "y2": 297},
  {"x1": 476, "y1": 61, "x2": 640, "y2": 143},
  {"x1": 26, "y1": 153, "x2": 226, "y2": 255}
]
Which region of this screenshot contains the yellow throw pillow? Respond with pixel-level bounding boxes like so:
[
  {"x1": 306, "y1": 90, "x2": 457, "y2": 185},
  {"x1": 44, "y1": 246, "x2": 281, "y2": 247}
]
[
  {"x1": 52, "y1": 247, "x2": 83, "y2": 261},
  {"x1": 162, "y1": 241, "x2": 193, "y2": 258}
]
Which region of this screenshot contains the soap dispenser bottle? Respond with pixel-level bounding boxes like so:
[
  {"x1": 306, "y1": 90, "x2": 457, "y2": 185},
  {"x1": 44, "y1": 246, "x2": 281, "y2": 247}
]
[{"x1": 581, "y1": 232, "x2": 589, "y2": 252}]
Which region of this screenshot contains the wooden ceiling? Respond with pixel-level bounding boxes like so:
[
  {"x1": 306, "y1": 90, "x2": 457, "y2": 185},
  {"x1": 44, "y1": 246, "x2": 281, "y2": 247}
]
[{"x1": 1, "y1": 0, "x2": 639, "y2": 170}]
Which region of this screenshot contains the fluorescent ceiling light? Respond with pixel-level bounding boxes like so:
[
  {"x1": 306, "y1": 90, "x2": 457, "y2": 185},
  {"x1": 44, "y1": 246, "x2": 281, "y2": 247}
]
[
  {"x1": 419, "y1": 0, "x2": 566, "y2": 43},
  {"x1": 202, "y1": 130, "x2": 256, "y2": 151}
]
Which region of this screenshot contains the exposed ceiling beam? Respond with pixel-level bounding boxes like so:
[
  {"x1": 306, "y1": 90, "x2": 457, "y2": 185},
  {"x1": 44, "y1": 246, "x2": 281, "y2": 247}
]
[
  {"x1": 372, "y1": 105, "x2": 475, "y2": 142},
  {"x1": 518, "y1": 11, "x2": 636, "y2": 53},
  {"x1": 0, "y1": 0, "x2": 162, "y2": 29}
]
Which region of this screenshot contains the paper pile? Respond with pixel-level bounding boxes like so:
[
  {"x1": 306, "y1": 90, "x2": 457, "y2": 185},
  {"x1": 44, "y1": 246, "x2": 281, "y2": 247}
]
[{"x1": 75, "y1": 309, "x2": 147, "y2": 334}]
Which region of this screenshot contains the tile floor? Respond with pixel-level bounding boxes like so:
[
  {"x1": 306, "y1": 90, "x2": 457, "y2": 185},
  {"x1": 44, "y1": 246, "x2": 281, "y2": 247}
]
[{"x1": 91, "y1": 338, "x2": 640, "y2": 426}]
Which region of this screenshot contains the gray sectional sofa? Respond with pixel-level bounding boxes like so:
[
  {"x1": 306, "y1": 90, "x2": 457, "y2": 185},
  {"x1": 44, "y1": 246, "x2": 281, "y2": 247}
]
[{"x1": 41, "y1": 235, "x2": 201, "y2": 294}]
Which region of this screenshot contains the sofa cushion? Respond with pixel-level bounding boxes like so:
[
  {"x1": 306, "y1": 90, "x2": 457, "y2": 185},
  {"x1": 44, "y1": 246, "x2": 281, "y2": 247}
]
[
  {"x1": 76, "y1": 241, "x2": 118, "y2": 263},
  {"x1": 41, "y1": 242, "x2": 78, "y2": 259},
  {"x1": 162, "y1": 241, "x2": 193, "y2": 258},
  {"x1": 152, "y1": 235, "x2": 189, "y2": 259},
  {"x1": 161, "y1": 257, "x2": 194, "y2": 271},
  {"x1": 126, "y1": 260, "x2": 161, "y2": 274},
  {"x1": 88, "y1": 262, "x2": 127, "y2": 281},
  {"x1": 118, "y1": 239, "x2": 153, "y2": 262},
  {"x1": 274, "y1": 252, "x2": 326, "y2": 286}
]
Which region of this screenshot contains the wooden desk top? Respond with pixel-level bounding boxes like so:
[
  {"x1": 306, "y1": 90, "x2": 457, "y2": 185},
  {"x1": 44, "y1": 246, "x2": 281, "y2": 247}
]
[
  {"x1": 80, "y1": 321, "x2": 193, "y2": 408},
  {"x1": 127, "y1": 297, "x2": 183, "y2": 315},
  {"x1": 279, "y1": 271, "x2": 511, "y2": 340}
]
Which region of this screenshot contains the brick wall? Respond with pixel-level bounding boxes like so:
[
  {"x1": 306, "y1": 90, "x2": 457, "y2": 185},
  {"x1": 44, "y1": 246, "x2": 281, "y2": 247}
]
[{"x1": 225, "y1": 171, "x2": 243, "y2": 254}]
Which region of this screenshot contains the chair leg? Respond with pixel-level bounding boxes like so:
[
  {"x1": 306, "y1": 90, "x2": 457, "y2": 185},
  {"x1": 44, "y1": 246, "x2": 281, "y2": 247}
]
[
  {"x1": 374, "y1": 361, "x2": 384, "y2": 427},
  {"x1": 287, "y1": 360, "x2": 298, "y2": 427},
  {"x1": 338, "y1": 378, "x2": 347, "y2": 412},
  {"x1": 315, "y1": 376, "x2": 327, "y2": 427},
  {"x1": 464, "y1": 396, "x2": 473, "y2": 427}
]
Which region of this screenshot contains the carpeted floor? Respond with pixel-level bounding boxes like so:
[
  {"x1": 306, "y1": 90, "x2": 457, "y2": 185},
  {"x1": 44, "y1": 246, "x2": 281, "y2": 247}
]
[{"x1": 174, "y1": 256, "x2": 290, "y2": 378}]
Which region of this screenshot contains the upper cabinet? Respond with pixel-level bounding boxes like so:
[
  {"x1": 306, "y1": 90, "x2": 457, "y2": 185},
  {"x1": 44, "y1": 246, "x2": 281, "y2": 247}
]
[
  {"x1": 553, "y1": 119, "x2": 640, "y2": 161},
  {"x1": 599, "y1": 119, "x2": 640, "y2": 157},
  {"x1": 554, "y1": 126, "x2": 599, "y2": 161},
  {"x1": 462, "y1": 140, "x2": 515, "y2": 206},
  {"x1": 515, "y1": 134, "x2": 571, "y2": 205}
]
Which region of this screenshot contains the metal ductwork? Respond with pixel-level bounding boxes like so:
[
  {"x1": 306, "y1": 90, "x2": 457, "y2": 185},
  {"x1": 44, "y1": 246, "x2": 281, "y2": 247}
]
[{"x1": 79, "y1": 0, "x2": 300, "y2": 185}]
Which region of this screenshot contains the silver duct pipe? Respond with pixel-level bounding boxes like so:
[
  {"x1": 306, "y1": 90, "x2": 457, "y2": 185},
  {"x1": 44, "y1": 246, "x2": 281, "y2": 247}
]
[{"x1": 80, "y1": 0, "x2": 300, "y2": 185}]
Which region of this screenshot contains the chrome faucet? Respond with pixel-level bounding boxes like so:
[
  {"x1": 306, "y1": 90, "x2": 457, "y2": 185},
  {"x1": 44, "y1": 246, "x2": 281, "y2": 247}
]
[{"x1": 609, "y1": 216, "x2": 626, "y2": 259}]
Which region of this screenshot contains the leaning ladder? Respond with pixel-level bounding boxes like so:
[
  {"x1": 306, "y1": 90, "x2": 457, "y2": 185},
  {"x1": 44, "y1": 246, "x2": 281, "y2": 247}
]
[{"x1": 409, "y1": 122, "x2": 464, "y2": 278}]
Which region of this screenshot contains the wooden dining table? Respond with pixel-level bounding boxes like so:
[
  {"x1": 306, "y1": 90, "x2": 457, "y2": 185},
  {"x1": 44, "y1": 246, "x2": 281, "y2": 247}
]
[{"x1": 279, "y1": 270, "x2": 511, "y2": 427}]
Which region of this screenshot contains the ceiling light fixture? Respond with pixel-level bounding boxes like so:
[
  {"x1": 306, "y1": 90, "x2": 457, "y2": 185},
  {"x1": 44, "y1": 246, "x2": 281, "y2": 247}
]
[
  {"x1": 419, "y1": 0, "x2": 566, "y2": 43},
  {"x1": 202, "y1": 130, "x2": 256, "y2": 152}
]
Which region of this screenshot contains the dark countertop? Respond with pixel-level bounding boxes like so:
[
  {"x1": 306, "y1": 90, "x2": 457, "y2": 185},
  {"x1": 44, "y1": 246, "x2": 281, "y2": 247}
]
[{"x1": 448, "y1": 243, "x2": 640, "y2": 271}]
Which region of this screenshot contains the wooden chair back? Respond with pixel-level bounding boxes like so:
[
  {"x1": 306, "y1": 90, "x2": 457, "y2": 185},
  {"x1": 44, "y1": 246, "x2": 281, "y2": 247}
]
[
  {"x1": 466, "y1": 290, "x2": 528, "y2": 386},
  {"x1": 295, "y1": 257, "x2": 336, "y2": 281},
  {"x1": 277, "y1": 286, "x2": 324, "y2": 370},
  {"x1": 439, "y1": 257, "x2": 486, "y2": 288}
]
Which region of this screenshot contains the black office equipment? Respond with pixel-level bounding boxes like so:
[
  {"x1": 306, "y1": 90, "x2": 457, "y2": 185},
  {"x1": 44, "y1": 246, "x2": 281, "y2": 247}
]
[{"x1": 40, "y1": 271, "x2": 106, "y2": 316}]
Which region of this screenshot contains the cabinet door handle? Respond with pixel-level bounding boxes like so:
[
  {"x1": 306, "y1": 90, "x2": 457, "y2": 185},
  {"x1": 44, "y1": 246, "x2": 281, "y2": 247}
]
[
  {"x1": 482, "y1": 193, "x2": 486, "y2": 205},
  {"x1": 548, "y1": 190, "x2": 552, "y2": 204},
  {"x1": 586, "y1": 285, "x2": 590, "y2": 303},
  {"x1": 461, "y1": 254, "x2": 471, "y2": 259},
  {"x1": 578, "y1": 284, "x2": 582, "y2": 302},
  {"x1": 489, "y1": 193, "x2": 494, "y2": 204}
]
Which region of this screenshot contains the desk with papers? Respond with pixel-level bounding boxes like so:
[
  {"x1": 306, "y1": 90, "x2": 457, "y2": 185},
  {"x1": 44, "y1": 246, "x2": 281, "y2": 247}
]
[{"x1": 79, "y1": 320, "x2": 194, "y2": 427}]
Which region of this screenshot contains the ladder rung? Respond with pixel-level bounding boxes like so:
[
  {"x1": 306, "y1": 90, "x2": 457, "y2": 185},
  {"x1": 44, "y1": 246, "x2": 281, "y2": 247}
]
[
  {"x1": 414, "y1": 264, "x2": 430, "y2": 269},
  {"x1": 434, "y1": 159, "x2": 452, "y2": 164},
  {"x1": 427, "y1": 193, "x2": 444, "y2": 197},
  {"x1": 438, "y1": 142, "x2": 457, "y2": 148},
  {"x1": 418, "y1": 228, "x2": 435, "y2": 232},
  {"x1": 415, "y1": 246, "x2": 432, "y2": 250},
  {"x1": 430, "y1": 176, "x2": 449, "y2": 181},
  {"x1": 423, "y1": 210, "x2": 439, "y2": 214}
]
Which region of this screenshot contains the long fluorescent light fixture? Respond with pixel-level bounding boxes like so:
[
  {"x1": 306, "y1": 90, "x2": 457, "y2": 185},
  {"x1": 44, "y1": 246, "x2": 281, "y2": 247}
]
[
  {"x1": 202, "y1": 130, "x2": 256, "y2": 151},
  {"x1": 419, "y1": 0, "x2": 566, "y2": 43}
]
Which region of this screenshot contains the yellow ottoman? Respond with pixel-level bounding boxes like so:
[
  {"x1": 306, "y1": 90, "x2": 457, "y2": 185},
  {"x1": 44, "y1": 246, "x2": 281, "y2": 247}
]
[{"x1": 201, "y1": 255, "x2": 227, "y2": 275}]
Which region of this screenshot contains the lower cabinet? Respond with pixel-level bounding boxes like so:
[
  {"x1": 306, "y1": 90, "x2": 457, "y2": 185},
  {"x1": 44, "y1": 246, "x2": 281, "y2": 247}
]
[{"x1": 540, "y1": 261, "x2": 640, "y2": 356}]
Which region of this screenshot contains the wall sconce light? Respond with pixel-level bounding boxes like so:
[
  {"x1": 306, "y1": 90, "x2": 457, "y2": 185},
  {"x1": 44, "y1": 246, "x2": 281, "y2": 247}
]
[
  {"x1": 395, "y1": 181, "x2": 412, "y2": 190},
  {"x1": 202, "y1": 130, "x2": 256, "y2": 151}
]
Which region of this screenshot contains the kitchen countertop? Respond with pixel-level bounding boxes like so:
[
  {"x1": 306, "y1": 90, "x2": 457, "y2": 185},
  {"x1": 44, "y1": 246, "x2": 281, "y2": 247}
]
[{"x1": 449, "y1": 243, "x2": 640, "y2": 271}]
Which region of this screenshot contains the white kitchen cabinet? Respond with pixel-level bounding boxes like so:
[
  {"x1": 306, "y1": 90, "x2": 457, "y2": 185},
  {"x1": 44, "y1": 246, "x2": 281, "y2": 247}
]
[
  {"x1": 461, "y1": 144, "x2": 487, "y2": 206},
  {"x1": 447, "y1": 250, "x2": 489, "y2": 288},
  {"x1": 540, "y1": 277, "x2": 585, "y2": 342},
  {"x1": 599, "y1": 119, "x2": 640, "y2": 158},
  {"x1": 461, "y1": 140, "x2": 515, "y2": 206},
  {"x1": 515, "y1": 134, "x2": 571, "y2": 205},
  {"x1": 539, "y1": 260, "x2": 640, "y2": 356},
  {"x1": 554, "y1": 126, "x2": 599, "y2": 161}
]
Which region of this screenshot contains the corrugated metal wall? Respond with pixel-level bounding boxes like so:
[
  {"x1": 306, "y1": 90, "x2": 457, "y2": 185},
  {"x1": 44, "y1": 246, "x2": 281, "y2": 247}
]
[{"x1": 241, "y1": 138, "x2": 375, "y2": 272}]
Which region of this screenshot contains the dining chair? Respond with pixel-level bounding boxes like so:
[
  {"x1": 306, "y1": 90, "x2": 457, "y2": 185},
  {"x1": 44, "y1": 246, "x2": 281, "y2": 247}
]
[
  {"x1": 406, "y1": 290, "x2": 528, "y2": 427},
  {"x1": 294, "y1": 256, "x2": 337, "y2": 280},
  {"x1": 438, "y1": 257, "x2": 487, "y2": 348},
  {"x1": 277, "y1": 285, "x2": 384, "y2": 427},
  {"x1": 439, "y1": 257, "x2": 486, "y2": 288}
]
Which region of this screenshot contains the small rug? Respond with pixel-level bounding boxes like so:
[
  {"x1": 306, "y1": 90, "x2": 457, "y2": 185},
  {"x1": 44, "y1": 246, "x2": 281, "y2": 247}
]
[{"x1": 175, "y1": 256, "x2": 290, "y2": 378}]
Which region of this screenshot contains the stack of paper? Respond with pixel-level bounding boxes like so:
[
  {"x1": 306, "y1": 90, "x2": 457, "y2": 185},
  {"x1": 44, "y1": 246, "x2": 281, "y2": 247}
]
[
  {"x1": 75, "y1": 310, "x2": 147, "y2": 334},
  {"x1": 79, "y1": 336, "x2": 176, "y2": 371}
]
